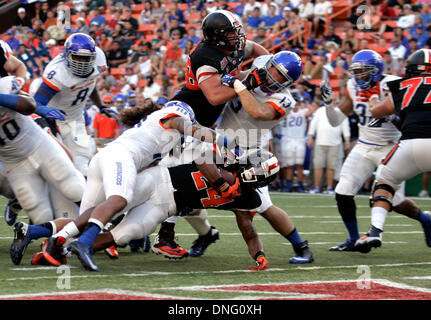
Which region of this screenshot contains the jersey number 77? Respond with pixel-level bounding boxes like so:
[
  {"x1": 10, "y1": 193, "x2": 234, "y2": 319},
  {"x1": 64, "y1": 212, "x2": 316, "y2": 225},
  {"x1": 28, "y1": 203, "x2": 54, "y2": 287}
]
[{"x1": 400, "y1": 77, "x2": 431, "y2": 109}]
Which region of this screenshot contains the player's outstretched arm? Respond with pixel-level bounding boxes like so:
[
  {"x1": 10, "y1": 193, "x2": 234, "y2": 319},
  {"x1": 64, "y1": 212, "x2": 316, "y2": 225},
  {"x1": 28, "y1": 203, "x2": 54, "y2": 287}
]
[
  {"x1": 0, "y1": 93, "x2": 65, "y2": 120},
  {"x1": 221, "y1": 74, "x2": 276, "y2": 120},
  {"x1": 321, "y1": 80, "x2": 352, "y2": 127}
]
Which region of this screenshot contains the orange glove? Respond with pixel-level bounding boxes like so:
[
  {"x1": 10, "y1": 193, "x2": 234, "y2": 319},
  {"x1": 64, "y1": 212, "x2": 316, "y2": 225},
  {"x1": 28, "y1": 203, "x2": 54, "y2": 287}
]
[
  {"x1": 249, "y1": 255, "x2": 268, "y2": 271},
  {"x1": 218, "y1": 177, "x2": 242, "y2": 199}
]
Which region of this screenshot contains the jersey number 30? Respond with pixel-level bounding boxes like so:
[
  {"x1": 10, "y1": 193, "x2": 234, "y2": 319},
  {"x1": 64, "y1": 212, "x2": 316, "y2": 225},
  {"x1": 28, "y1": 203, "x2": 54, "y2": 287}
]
[{"x1": 0, "y1": 119, "x2": 20, "y2": 146}]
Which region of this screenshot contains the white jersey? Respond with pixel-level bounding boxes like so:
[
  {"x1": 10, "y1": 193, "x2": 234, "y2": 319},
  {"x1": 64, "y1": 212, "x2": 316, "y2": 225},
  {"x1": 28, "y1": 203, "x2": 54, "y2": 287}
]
[
  {"x1": 346, "y1": 75, "x2": 401, "y2": 145},
  {"x1": 0, "y1": 76, "x2": 46, "y2": 162},
  {"x1": 110, "y1": 103, "x2": 194, "y2": 171},
  {"x1": 42, "y1": 46, "x2": 107, "y2": 122},
  {"x1": 218, "y1": 55, "x2": 295, "y2": 148},
  {"x1": 280, "y1": 107, "x2": 308, "y2": 139}
]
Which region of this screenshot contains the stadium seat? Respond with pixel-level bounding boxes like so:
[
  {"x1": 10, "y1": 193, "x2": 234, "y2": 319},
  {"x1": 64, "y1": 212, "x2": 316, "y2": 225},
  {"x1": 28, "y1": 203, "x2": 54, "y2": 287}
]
[
  {"x1": 110, "y1": 68, "x2": 126, "y2": 79},
  {"x1": 137, "y1": 79, "x2": 146, "y2": 88},
  {"x1": 138, "y1": 24, "x2": 156, "y2": 35},
  {"x1": 332, "y1": 0, "x2": 351, "y2": 20},
  {"x1": 132, "y1": 4, "x2": 144, "y2": 14}
]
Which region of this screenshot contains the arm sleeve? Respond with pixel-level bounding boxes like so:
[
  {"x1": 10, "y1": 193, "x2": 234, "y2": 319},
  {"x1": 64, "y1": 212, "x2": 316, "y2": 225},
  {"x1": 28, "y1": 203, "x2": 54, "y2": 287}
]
[
  {"x1": 325, "y1": 104, "x2": 347, "y2": 127},
  {"x1": 307, "y1": 114, "x2": 317, "y2": 136},
  {"x1": 341, "y1": 118, "x2": 351, "y2": 139}
]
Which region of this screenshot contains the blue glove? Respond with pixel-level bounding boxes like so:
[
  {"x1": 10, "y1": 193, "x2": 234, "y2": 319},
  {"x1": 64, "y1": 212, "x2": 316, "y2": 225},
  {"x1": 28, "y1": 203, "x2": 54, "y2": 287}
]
[
  {"x1": 221, "y1": 74, "x2": 238, "y2": 88},
  {"x1": 320, "y1": 80, "x2": 333, "y2": 105},
  {"x1": 35, "y1": 105, "x2": 66, "y2": 120}
]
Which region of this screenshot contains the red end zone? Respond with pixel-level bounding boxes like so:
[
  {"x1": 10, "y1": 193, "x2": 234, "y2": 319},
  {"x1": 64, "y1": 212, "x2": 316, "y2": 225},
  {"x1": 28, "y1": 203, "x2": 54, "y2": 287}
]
[
  {"x1": 1, "y1": 280, "x2": 431, "y2": 300},
  {"x1": 205, "y1": 280, "x2": 431, "y2": 300}
]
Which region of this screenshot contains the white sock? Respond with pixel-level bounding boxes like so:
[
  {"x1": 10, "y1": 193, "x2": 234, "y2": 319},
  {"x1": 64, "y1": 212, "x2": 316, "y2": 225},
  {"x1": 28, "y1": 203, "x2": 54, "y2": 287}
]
[
  {"x1": 165, "y1": 215, "x2": 178, "y2": 224},
  {"x1": 54, "y1": 221, "x2": 80, "y2": 240},
  {"x1": 371, "y1": 206, "x2": 388, "y2": 232},
  {"x1": 185, "y1": 209, "x2": 211, "y2": 235}
]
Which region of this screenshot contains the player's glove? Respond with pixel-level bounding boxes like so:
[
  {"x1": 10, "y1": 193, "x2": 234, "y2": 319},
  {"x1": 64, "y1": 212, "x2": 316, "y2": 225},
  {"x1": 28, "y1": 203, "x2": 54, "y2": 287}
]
[
  {"x1": 249, "y1": 252, "x2": 268, "y2": 271},
  {"x1": 214, "y1": 177, "x2": 242, "y2": 199},
  {"x1": 221, "y1": 74, "x2": 238, "y2": 88},
  {"x1": 357, "y1": 83, "x2": 380, "y2": 102},
  {"x1": 243, "y1": 68, "x2": 267, "y2": 90},
  {"x1": 35, "y1": 105, "x2": 66, "y2": 121},
  {"x1": 320, "y1": 80, "x2": 333, "y2": 105}
]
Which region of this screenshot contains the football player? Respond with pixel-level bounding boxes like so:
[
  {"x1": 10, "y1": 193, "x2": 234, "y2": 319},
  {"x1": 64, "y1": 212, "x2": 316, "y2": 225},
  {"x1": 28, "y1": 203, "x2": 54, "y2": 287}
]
[
  {"x1": 153, "y1": 10, "x2": 270, "y2": 258},
  {"x1": 33, "y1": 33, "x2": 108, "y2": 177},
  {"x1": 0, "y1": 76, "x2": 86, "y2": 265},
  {"x1": 40, "y1": 101, "x2": 242, "y2": 271},
  {"x1": 0, "y1": 39, "x2": 32, "y2": 226},
  {"x1": 277, "y1": 98, "x2": 314, "y2": 192},
  {"x1": 31, "y1": 151, "x2": 279, "y2": 271},
  {"x1": 218, "y1": 50, "x2": 314, "y2": 264},
  {"x1": 353, "y1": 49, "x2": 431, "y2": 252},
  {"x1": 321, "y1": 49, "x2": 431, "y2": 252}
]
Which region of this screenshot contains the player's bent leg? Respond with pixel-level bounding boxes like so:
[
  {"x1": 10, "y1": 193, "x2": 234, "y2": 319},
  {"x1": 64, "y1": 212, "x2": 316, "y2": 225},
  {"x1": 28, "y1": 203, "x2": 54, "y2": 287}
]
[
  {"x1": 112, "y1": 202, "x2": 168, "y2": 247},
  {"x1": 152, "y1": 216, "x2": 189, "y2": 259},
  {"x1": 393, "y1": 198, "x2": 431, "y2": 247},
  {"x1": 355, "y1": 181, "x2": 395, "y2": 253},
  {"x1": 185, "y1": 209, "x2": 220, "y2": 257},
  {"x1": 260, "y1": 205, "x2": 313, "y2": 263}
]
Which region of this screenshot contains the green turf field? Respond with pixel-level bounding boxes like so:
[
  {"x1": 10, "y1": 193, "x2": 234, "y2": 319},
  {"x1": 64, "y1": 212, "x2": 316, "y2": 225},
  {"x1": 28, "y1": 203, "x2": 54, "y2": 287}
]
[{"x1": 1, "y1": 193, "x2": 431, "y2": 300}]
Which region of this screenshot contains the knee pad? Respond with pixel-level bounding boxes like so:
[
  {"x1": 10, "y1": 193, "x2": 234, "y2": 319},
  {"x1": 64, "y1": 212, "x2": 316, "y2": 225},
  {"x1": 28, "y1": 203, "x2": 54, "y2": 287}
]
[
  {"x1": 369, "y1": 183, "x2": 395, "y2": 211},
  {"x1": 335, "y1": 193, "x2": 356, "y2": 222}
]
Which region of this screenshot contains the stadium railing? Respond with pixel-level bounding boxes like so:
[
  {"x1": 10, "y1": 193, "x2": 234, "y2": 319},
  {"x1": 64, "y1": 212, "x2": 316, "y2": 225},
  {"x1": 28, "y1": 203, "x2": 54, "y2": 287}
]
[{"x1": 324, "y1": 0, "x2": 364, "y2": 36}]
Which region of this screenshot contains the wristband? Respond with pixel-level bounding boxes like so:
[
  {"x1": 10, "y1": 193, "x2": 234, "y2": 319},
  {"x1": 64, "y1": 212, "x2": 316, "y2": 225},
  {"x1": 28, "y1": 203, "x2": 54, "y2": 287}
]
[
  {"x1": 254, "y1": 251, "x2": 265, "y2": 260},
  {"x1": 213, "y1": 177, "x2": 228, "y2": 190},
  {"x1": 233, "y1": 79, "x2": 247, "y2": 94}
]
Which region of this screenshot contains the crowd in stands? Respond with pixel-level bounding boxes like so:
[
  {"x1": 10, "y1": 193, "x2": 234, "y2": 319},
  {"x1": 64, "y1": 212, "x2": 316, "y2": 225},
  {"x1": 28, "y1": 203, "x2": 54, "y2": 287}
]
[{"x1": 2, "y1": 0, "x2": 430, "y2": 193}]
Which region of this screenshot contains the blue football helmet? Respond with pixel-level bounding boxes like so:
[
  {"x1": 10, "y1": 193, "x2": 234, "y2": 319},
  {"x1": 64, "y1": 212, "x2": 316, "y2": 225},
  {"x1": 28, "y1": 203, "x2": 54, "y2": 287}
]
[
  {"x1": 64, "y1": 33, "x2": 96, "y2": 77},
  {"x1": 349, "y1": 50, "x2": 383, "y2": 90},
  {"x1": 262, "y1": 51, "x2": 303, "y2": 93},
  {"x1": 164, "y1": 100, "x2": 196, "y2": 124}
]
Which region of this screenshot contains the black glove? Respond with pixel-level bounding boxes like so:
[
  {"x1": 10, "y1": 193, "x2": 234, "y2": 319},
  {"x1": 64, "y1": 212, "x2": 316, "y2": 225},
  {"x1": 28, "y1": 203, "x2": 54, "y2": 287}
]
[{"x1": 243, "y1": 68, "x2": 267, "y2": 90}]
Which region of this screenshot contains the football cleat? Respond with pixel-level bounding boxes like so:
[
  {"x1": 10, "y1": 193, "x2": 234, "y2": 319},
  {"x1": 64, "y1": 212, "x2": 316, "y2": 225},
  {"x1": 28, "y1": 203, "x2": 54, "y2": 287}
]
[
  {"x1": 42, "y1": 236, "x2": 66, "y2": 266},
  {"x1": 31, "y1": 251, "x2": 66, "y2": 266},
  {"x1": 10, "y1": 222, "x2": 32, "y2": 265},
  {"x1": 129, "y1": 236, "x2": 151, "y2": 253},
  {"x1": 69, "y1": 240, "x2": 99, "y2": 272},
  {"x1": 104, "y1": 245, "x2": 119, "y2": 259},
  {"x1": 421, "y1": 211, "x2": 431, "y2": 247},
  {"x1": 329, "y1": 238, "x2": 358, "y2": 252},
  {"x1": 4, "y1": 198, "x2": 22, "y2": 226},
  {"x1": 354, "y1": 234, "x2": 382, "y2": 253},
  {"x1": 189, "y1": 226, "x2": 220, "y2": 257},
  {"x1": 289, "y1": 240, "x2": 314, "y2": 264},
  {"x1": 151, "y1": 235, "x2": 189, "y2": 259}
]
